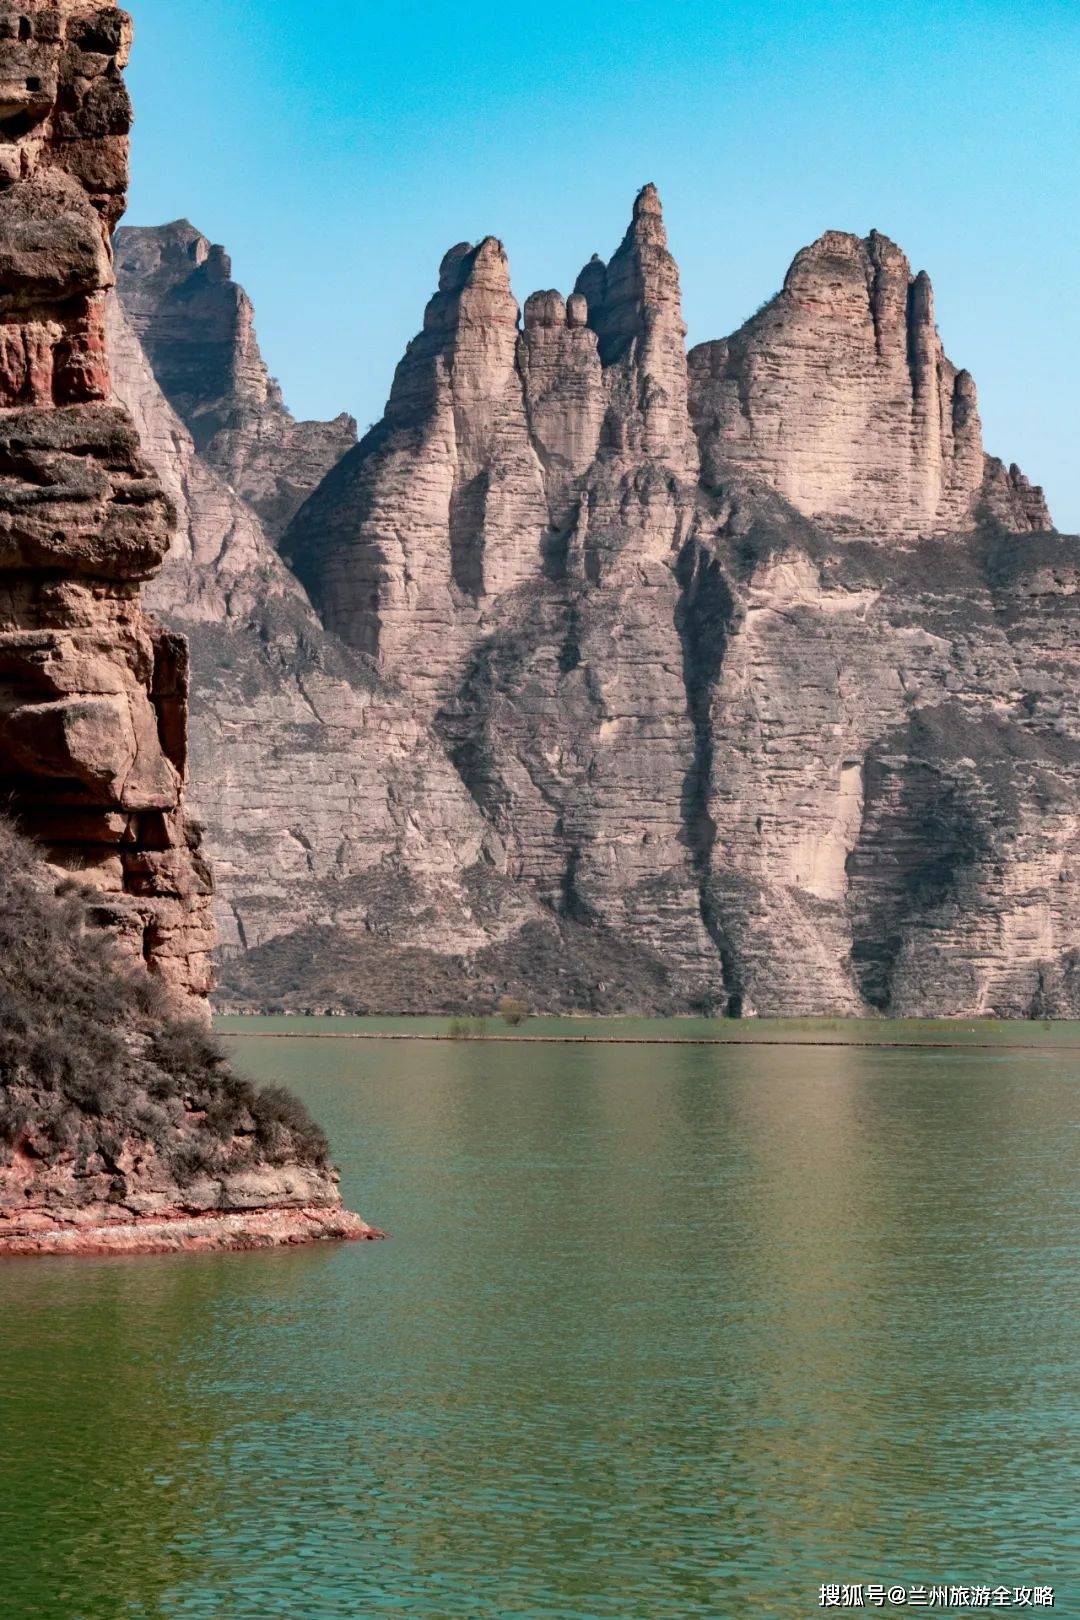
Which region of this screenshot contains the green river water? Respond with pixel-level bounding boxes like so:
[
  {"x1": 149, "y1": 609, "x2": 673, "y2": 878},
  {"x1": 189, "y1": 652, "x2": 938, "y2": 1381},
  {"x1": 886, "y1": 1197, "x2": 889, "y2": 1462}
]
[{"x1": 0, "y1": 1018, "x2": 1077, "y2": 1618}]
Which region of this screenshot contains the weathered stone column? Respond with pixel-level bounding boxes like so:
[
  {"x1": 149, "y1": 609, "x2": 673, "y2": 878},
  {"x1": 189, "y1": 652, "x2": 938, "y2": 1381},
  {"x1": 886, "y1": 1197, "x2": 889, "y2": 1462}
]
[{"x1": 0, "y1": 2, "x2": 213, "y2": 1008}]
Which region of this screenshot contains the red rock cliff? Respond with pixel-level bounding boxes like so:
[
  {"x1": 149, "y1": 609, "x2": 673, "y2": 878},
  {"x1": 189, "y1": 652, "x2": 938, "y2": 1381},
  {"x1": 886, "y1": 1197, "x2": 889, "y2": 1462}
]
[
  {"x1": 0, "y1": 1, "x2": 212, "y2": 1007},
  {"x1": 0, "y1": 4, "x2": 378, "y2": 1255}
]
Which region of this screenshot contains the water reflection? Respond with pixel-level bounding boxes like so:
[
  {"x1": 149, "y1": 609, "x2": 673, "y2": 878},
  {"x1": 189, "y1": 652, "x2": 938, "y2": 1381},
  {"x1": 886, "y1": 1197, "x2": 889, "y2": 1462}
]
[{"x1": 0, "y1": 1028, "x2": 1075, "y2": 1617}]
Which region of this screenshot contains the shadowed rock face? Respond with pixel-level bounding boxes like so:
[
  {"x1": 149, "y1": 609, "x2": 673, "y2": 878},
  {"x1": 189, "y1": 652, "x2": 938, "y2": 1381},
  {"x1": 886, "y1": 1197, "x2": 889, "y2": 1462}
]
[
  {"x1": 0, "y1": 0, "x2": 213, "y2": 1006},
  {"x1": 113, "y1": 219, "x2": 357, "y2": 539},
  {"x1": 687, "y1": 230, "x2": 1051, "y2": 538},
  {"x1": 121, "y1": 184, "x2": 1080, "y2": 1018}
]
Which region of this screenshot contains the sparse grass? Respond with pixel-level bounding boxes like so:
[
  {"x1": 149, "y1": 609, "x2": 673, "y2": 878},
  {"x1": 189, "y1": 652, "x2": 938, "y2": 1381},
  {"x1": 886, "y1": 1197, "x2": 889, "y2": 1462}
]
[{"x1": 0, "y1": 818, "x2": 330, "y2": 1183}]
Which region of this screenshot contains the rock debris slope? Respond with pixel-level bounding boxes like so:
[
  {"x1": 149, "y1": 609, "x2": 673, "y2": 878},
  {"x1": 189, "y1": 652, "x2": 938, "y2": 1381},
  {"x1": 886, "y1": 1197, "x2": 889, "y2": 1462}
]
[
  {"x1": 0, "y1": 2, "x2": 371, "y2": 1253},
  {"x1": 126, "y1": 186, "x2": 1080, "y2": 1018}
]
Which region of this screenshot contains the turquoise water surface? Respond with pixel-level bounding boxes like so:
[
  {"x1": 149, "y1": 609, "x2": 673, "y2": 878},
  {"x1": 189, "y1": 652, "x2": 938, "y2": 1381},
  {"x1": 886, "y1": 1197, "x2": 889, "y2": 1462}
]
[{"x1": 0, "y1": 1019, "x2": 1076, "y2": 1618}]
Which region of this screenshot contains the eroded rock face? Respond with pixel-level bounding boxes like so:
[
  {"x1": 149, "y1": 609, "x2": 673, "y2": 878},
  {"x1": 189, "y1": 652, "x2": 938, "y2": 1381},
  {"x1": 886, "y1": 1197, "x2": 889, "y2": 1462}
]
[
  {"x1": 124, "y1": 183, "x2": 1080, "y2": 1018},
  {"x1": 109, "y1": 290, "x2": 695, "y2": 1011},
  {"x1": 0, "y1": 0, "x2": 213, "y2": 1006},
  {"x1": 114, "y1": 220, "x2": 357, "y2": 539},
  {"x1": 107, "y1": 292, "x2": 524, "y2": 962},
  {"x1": 688, "y1": 492, "x2": 1080, "y2": 1016},
  {"x1": 688, "y1": 230, "x2": 1051, "y2": 538},
  {"x1": 0, "y1": 6, "x2": 377, "y2": 1254},
  {"x1": 280, "y1": 235, "x2": 544, "y2": 707},
  {"x1": 280, "y1": 185, "x2": 722, "y2": 1003}
]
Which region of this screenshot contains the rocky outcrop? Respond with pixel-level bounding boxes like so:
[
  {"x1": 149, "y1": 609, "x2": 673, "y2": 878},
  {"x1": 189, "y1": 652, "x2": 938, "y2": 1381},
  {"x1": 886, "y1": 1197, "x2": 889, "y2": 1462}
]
[
  {"x1": 687, "y1": 230, "x2": 1051, "y2": 538},
  {"x1": 107, "y1": 292, "x2": 530, "y2": 965},
  {"x1": 123, "y1": 181, "x2": 1080, "y2": 1019},
  {"x1": 0, "y1": 819, "x2": 376, "y2": 1254},
  {"x1": 687, "y1": 491, "x2": 1079, "y2": 1016},
  {"x1": 108, "y1": 290, "x2": 696, "y2": 1012},
  {"x1": 0, "y1": 0, "x2": 213, "y2": 1005},
  {"x1": 0, "y1": 4, "x2": 372, "y2": 1253},
  {"x1": 114, "y1": 220, "x2": 356, "y2": 538},
  {"x1": 282, "y1": 184, "x2": 721, "y2": 1002},
  {"x1": 280, "y1": 234, "x2": 546, "y2": 707}
]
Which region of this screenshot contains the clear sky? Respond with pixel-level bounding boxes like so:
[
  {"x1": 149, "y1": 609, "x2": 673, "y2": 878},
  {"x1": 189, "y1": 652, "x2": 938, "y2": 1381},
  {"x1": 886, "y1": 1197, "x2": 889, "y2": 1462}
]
[{"x1": 126, "y1": 0, "x2": 1079, "y2": 529}]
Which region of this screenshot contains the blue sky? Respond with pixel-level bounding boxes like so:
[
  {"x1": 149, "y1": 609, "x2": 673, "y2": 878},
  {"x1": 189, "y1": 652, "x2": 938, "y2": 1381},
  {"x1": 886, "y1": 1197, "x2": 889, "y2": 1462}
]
[{"x1": 126, "y1": 0, "x2": 1079, "y2": 528}]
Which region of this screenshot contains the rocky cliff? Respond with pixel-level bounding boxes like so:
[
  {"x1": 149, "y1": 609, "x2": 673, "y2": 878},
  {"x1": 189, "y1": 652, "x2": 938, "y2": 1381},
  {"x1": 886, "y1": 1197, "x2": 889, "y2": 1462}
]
[
  {"x1": 687, "y1": 229, "x2": 1051, "y2": 539},
  {"x1": 0, "y1": 2, "x2": 371, "y2": 1252},
  {"x1": 121, "y1": 185, "x2": 1080, "y2": 1019},
  {"x1": 0, "y1": 0, "x2": 212, "y2": 1005},
  {"x1": 114, "y1": 220, "x2": 356, "y2": 539},
  {"x1": 108, "y1": 287, "x2": 696, "y2": 1013}
]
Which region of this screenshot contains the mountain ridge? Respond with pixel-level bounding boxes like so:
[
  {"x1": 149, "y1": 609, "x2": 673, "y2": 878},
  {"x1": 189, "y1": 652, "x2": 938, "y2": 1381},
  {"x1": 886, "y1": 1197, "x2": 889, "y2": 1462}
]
[{"x1": 114, "y1": 185, "x2": 1080, "y2": 1018}]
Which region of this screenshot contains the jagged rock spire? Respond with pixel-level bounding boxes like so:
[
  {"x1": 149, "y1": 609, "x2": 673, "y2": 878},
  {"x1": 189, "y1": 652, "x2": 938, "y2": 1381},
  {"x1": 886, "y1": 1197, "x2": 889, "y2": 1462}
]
[
  {"x1": 573, "y1": 183, "x2": 698, "y2": 475},
  {"x1": 115, "y1": 221, "x2": 356, "y2": 538},
  {"x1": 283, "y1": 229, "x2": 550, "y2": 692},
  {"x1": 123, "y1": 173, "x2": 1077, "y2": 1028},
  {"x1": 389, "y1": 235, "x2": 521, "y2": 437},
  {"x1": 574, "y1": 185, "x2": 678, "y2": 357}
]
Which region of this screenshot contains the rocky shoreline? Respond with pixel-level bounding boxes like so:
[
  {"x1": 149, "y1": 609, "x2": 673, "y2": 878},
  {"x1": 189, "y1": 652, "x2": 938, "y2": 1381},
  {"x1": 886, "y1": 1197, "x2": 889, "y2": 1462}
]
[{"x1": 0, "y1": 1203, "x2": 382, "y2": 1259}]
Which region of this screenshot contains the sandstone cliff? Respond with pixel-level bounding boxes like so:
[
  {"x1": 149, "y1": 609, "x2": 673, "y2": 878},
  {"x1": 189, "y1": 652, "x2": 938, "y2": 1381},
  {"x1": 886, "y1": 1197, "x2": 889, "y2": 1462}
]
[
  {"x1": 0, "y1": 1, "x2": 211, "y2": 1005},
  {"x1": 0, "y1": 3, "x2": 371, "y2": 1252},
  {"x1": 687, "y1": 230, "x2": 1050, "y2": 538},
  {"x1": 108, "y1": 290, "x2": 697, "y2": 1013},
  {"x1": 114, "y1": 220, "x2": 356, "y2": 539},
  {"x1": 123, "y1": 184, "x2": 1080, "y2": 1019}
]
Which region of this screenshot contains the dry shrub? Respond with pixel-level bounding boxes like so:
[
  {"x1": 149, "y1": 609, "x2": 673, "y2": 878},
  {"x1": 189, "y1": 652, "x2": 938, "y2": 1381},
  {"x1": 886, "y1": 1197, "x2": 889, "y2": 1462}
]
[{"x1": 0, "y1": 818, "x2": 329, "y2": 1179}]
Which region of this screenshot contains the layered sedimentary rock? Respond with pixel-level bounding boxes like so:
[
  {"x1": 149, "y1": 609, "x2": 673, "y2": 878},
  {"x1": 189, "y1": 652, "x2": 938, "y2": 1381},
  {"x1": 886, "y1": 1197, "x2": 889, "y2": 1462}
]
[
  {"x1": 685, "y1": 490, "x2": 1079, "y2": 1015},
  {"x1": 0, "y1": 0, "x2": 213, "y2": 1004},
  {"x1": 283, "y1": 185, "x2": 721, "y2": 1000},
  {"x1": 124, "y1": 181, "x2": 1079, "y2": 1018},
  {"x1": 111, "y1": 275, "x2": 532, "y2": 970},
  {"x1": 0, "y1": 3, "x2": 371, "y2": 1252},
  {"x1": 282, "y1": 234, "x2": 545, "y2": 706},
  {"x1": 687, "y1": 230, "x2": 1051, "y2": 537},
  {"x1": 109, "y1": 290, "x2": 696, "y2": 1012},
  {"x1": 114, "y1": 220, "x2": 356, "y2": 538}
]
